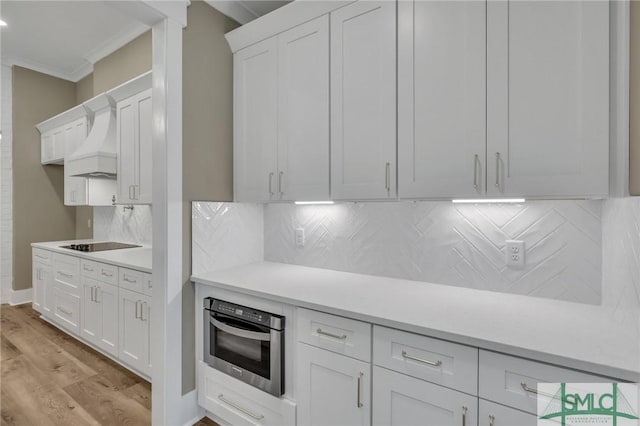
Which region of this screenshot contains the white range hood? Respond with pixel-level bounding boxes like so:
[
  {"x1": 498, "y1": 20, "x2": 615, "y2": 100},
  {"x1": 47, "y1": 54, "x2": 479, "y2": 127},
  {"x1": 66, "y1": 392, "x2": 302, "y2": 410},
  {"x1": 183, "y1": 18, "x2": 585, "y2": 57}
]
[{"x1": 66, "y1": 93, "x2": 117, "y2": 179}]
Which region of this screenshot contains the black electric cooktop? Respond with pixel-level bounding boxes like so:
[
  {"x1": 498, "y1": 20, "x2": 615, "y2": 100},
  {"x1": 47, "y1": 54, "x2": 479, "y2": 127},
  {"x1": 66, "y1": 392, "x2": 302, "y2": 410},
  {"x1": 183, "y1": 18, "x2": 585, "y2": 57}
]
[{"x1": 60, "y1": 242, "x2": 141, "y2": 252}]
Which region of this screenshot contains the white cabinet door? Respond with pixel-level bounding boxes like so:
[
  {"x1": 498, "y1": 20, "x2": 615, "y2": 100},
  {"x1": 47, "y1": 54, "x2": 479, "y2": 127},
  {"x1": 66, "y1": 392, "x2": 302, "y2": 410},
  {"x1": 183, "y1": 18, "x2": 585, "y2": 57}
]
[
  {"x1": 234, "y1": 37, "x2": 279, "y2": 202},
  {"x1": 398, "y1": 0, "x2": 487, "y2": 199},
  {"x1": 373, "y1": 366, "x2": 478, "y2": 426},
  {"x1": 38, "y1": 262, "x2": 53, "y2": 317},
  {"x1": 487, "y1": 0, "x2": 609, "y2": 198},
  {"x1": 64, "y1": 118, "x2": 89, "y2": 206},
  {"x1": 117, "y1": 90, "x2": 152, "y2": 205},
  {"x1": 32, "y1": 262, "x2": 44, "y2": 313},
  {"x1": 96, "y1": 281, "x2": 118, "y2": 357},
  {"x1": 119, "y1": 287, "x2": 150, "y2": 376},
  {"x1": 277, "y1": 16, "x2": 330, "y2": 201},
  {"x1": 479, "y1": 400, "x2": 537, "y2": 426},
  {"x1": 136, "y1": 90, "x2": 153, "y2": 204},
  {"x1": 81, "y1": 278, "x2": 100, "y2": 345},
  {"x1": 331, "y1": 1, "x2": 396, "y2": 200},
  {"x1": 297, "y1": 343, "x2": 370, "y2": 426}
]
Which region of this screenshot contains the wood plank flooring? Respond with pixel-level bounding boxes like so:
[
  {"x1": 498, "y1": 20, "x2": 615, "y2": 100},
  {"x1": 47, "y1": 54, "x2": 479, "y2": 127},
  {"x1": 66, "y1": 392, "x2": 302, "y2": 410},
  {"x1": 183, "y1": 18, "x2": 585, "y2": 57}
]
[{"x1": 0, "y1": 304, "x2": 216, "y2": 426}]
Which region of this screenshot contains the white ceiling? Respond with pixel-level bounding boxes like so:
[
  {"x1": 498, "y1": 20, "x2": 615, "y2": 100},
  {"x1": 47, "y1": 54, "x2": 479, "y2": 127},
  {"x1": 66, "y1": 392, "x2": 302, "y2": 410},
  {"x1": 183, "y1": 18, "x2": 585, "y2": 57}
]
[
  {"x1": 205, "y1": 0, "x2": 292, "y2": 25},
  {"x1": 1, "y1": 1, "x2": 149, "y2": 82}
]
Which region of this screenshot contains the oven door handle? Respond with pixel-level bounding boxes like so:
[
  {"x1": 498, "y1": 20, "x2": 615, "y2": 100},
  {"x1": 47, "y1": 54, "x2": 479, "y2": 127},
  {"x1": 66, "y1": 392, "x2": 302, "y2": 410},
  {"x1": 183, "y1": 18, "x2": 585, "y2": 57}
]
[{"x1": 210, "y1": 317, "x2": 272, "y2": 341}]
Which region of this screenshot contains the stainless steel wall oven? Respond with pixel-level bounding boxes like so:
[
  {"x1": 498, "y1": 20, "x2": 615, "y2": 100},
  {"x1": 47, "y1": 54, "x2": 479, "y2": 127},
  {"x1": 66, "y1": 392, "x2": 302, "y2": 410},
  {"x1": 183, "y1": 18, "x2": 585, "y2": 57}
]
[{"x1": 203, "y1": 297, "x2": 285, "y2": 396}]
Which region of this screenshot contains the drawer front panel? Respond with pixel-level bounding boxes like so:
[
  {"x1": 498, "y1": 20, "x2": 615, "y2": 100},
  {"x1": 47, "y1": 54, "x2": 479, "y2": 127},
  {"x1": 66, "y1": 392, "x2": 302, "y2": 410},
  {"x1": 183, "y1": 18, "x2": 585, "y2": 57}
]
[
  {"x1": 52, "y1": 285, "x2": 81, "y2": 334},
  {"x1": 479, "y1": 399, "x2": 537, "y2": 426},
  {"x1": 479, "y1": 350, "x2": 612, "y2": 414},
  {"x1": 297, "y1": 308, "x2": 371, "y2": 362},
  {"x1": 80, "y1": 259, "x2": 98, "y2": 279},
  {"x1": 119, "y1": 268, "x2": 144, "y2": 294},
  {"x1": 53, "y1": 253, "x2": 81, "y2": 294},
  {"x1": 32, "y1": 248, "x2": 52, "y2": 264},
  {"x1": 97, "y1": 263, "x2": 118, "y2": 286},
  {"x1": 197, "y1": 361, "x2": 295, "y2": 426},
  {"x1": 373, "y1": 326, "x2": 478, "y2": 395}
]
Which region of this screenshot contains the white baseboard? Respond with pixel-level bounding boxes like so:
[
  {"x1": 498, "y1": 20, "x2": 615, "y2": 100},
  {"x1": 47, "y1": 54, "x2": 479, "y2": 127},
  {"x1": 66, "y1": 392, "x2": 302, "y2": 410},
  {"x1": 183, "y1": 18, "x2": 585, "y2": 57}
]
[
  {"x1": 9, "y1": 288, "x2": 32, "y2": 306},
  {"x1": 180, "y1": 390, "x2": 203, "y2": 426}
]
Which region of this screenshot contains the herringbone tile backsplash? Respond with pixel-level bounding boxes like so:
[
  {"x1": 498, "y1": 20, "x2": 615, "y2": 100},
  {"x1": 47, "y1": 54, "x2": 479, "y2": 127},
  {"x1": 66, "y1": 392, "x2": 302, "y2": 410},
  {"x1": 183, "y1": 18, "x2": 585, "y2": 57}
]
[{"x1": 264, "y1": 201, "x2": 603, "y2": 304}]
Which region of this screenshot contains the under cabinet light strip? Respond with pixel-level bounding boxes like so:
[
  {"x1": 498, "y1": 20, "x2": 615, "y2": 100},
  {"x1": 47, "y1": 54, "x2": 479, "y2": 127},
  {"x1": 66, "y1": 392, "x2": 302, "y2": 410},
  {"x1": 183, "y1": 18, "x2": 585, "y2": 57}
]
[
  {"x1": 452, "y1": 198, "x2": 526, "y2": 204},
  {"x1": 294, "y1": 201, "x2": 335, "y2": 205}
]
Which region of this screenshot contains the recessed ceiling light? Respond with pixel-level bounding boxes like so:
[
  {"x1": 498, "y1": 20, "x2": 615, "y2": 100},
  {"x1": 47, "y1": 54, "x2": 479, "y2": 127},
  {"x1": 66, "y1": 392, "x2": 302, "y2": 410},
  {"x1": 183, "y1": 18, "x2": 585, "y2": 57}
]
[{"x1": 0, "y1": 20, "x2": 7, "y2": 27}]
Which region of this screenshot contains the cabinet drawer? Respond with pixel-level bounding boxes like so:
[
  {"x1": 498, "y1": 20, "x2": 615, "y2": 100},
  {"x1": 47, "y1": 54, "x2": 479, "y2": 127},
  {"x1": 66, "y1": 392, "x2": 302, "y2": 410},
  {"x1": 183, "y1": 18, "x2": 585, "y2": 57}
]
[
  {"x1": 198, "y1": 361, "x2": 296, "y2": 426},
  {"x1": 143, "y1": 273, "x2": 152, "y2": 296},
  {"x1": 479, "y1": 350, "x2": 611, "y2": 414},
  {"x1": 297, "y1": 308, "x2": 371, "y2": 362},
  {"x1": 32, "y1": 248, "x2": 52, "y2": 264},
  {"x1": 80, "y1": 259, "x2": 98, "y2": 279},
  {"x1": 373, "y1": 326, "x2": 478, "y2": 395},
  {"x1": 479, "y1": 400, "x2": 537, "y2": 426},
  {"x1": 119, "y1": 268, "x2": 144, "y2": 294},
  {"x1": 52, "y1": 285, "x2": 81, "y2": 334},
  {"x1": 53, "y1": 253, "x2": 81, "y2": 294},
  {"x1": 97, "y1": 263, "x2": 118, "y2": 286}
]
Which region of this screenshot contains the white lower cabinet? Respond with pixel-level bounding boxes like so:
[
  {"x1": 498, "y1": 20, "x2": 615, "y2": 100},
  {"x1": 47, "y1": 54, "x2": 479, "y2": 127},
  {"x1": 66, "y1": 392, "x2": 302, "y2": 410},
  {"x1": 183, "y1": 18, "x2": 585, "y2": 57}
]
[
  {"x1": 478, "y1": 400, "x2": 536, "y2": 426},
  {"x1": 373, "y1": 366, "x2": 478, "y2": 426},
  {"x1": 119, "y1": 287, "x2": 151, "y2": 377},
  {"x1": 32, "y1": 260, "x2": 52, "y2": 315},
  {"x1": 296, "y1": 343, "x2": 370, "y2": 426},
  {"x1": 81, "y1": 278, "x2": 118, "y2": 357}
]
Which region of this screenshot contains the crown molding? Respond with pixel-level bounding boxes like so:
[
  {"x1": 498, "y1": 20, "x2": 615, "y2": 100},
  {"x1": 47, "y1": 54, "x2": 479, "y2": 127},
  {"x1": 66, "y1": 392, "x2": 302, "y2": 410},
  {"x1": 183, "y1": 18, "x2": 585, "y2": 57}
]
[
  {"x1": 1, "y1": 55, "x2": 93, "y2": 82},
  {"x1": 204, "y1": 0, "x2": 258, "y2": 25}
]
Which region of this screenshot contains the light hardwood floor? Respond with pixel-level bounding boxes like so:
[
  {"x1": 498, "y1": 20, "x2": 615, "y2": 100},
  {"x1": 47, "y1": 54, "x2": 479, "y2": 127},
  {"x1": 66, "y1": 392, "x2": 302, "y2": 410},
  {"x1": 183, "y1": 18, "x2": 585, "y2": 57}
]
[{"x1": 0, "y1": 304, "x2": 216, "y2": 426}]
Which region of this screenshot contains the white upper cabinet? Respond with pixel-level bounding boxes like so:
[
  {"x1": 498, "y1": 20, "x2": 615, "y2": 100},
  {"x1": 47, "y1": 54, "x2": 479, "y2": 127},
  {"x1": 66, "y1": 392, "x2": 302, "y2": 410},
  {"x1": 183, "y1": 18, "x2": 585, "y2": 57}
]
[
  {"x1": 398, "y1": 0, "x2": 487, "y2": 199},
  {"x1": 277, "y1": 15, "x2": 330, "y2": 201},
  {"x1": 116, "y1": 88, "x2": 153, "y2": 204},
  {"x1": 234, "y1": 37, "x2": 279, "y2": 202},
  {"x1": 64, "y1": 117, "x2": 89, "y2": 206},
  {"x1": 330, "y1": 1, "x2": 397, "y2": 200},
  {"x1": 486, "y1": 0, "x2": 609, "y2": 198}
]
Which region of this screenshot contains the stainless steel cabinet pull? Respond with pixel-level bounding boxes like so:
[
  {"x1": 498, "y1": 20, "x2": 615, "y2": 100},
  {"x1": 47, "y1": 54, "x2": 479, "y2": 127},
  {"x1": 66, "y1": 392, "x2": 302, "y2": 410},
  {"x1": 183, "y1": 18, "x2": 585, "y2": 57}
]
[
  {"x1": 495, "y1": 152, "x2": 501, "y2": 188},
  {"x1": 141, "y1": 302, "x2": 146, "y2": 321},
  {"x1": 316, "y1": 328, "x2": 347, "y2": 340},
  {"x1": 217, "y1": 394, "x2": 264, "y2": 420},
  {"x1": 489, "y1": 414, "x2": 495, "y2": 426},
  {"x1": 385, "y1": 162, "x2": 391, "y2": 191},
  {"x1": 462, "y1": 406, "x2": 468, "y2": 426},
  {"x1": 135, "y1": 301, "x2": 140, "y2": 319},
  {"x1": 90, "y1": 287, "x2": 95, "y2": 302},
  {"x1": 123, "y1": 276, "x2": 137, "y2": 283},
  {"x1": 57, "y1": 306, "x2": 72, "y2": 316},
  {"x1": 521, "y1": 381, "x2": 538, "y2": 394},
  {"x1": 401, "y1": 350, "x2": 442, "y2": 367},
  {"x1": 268, "y1": 172, "x2": 274, "y2": 196},
  {"x1": 473, "y1": 154, "x2": 479, "y2": 189},
  {"x1": 84, "y1": 266, "x2": 93, "y2": 272},
  {"x1": 58, "y1": 271, "x2": 73, "y2": 278},
  {"x1": 95, "y1": 287, "x2": 100, "y2": 304},
  {"x1": 357, "y1": 372, "x2": 364, "y2": 408},
  {"x1": 278, "y1": 171, "x2": 284, "y2": 195},
  {"x1": 101, "y1": 271, "x2": 113, "y2": 277}
]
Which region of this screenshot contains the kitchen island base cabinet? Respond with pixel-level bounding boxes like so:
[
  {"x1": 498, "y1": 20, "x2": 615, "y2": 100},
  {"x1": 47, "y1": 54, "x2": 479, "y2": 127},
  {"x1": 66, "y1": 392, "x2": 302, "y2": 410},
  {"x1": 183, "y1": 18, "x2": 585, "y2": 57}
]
[
  {"x1": 373, "y1": 366, "x2": 478, "y2": 426},
  {"x1": 479, "y1": 400, "x2": 537, "y2": 426},
  {"x1": 119, "y1": 287, "x2": 151, "y2": 377},
  {"x1": 296, "y1": 343, "x2": 370, "y2": 426}
]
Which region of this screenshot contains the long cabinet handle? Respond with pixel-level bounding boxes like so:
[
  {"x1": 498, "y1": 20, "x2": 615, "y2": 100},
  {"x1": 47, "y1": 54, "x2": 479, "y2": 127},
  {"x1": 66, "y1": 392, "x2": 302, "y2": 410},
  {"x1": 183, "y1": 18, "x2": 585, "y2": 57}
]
[
  {"x1": 401, "y1": 350, "x2": 442, "y2": 367},
  {"x1": 278, "y1": 171, "x2": 284, "y2": 196},
  {"x1": 123, "y1": 276, "x2": 137, "y2": 283},
  {"x1": 95, "y1": 287, "x2": 100, "y2": 304},
  {"x1": 489, "y1": 414, "x2": 495, "y2": 426},
  {"x1": 495, "y1": 152, "x2": 501, "y2": 188},
  {"x1": 217, "y1": 394, "x2": 264, "y2": 420},
  {"x1": 473, "y1": 154, "x2": 479, "y2": 189},
  {"x1": 58, "y1": 271, "x2": 73, "y2": 278},
  {"x1": 90, "y1": 286, "x2": 95, "y2": 302},
  {"x1": 135, "y1": 301, "x2": 140, "y2": 319},
  {"x1": 385, "y1": 162, "x2": 391, "y2": 191},
  {"x1": 141, "y1": 302, "x2": 147, "y2": 321},
  {"x1": 356, "y1": 372, "x2": 364, "y2": 408},
  {"x1": 462, "y1": 406, "x2": 468, "y2": 426},
  {"x1": 317, "y1": 328, "x2": 347, "y2": 340},
  {"x1": 57, "y1": 306, "x2": 72, "y2": 316},
  {"x1": 268, "y1": 172, "x2": 274, "y2": 196},
  {"x1": 101, "y1": 271, "x2": 113, "y2": 277},
  {"x1": 521, "y1": 381, "x2": 537, "y2": 394}
]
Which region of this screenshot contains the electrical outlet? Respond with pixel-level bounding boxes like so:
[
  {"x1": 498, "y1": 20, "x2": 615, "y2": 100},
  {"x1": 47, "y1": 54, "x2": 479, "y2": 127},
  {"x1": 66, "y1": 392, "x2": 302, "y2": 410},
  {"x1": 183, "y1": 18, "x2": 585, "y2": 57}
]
[
  {"x1": 506, "y1": 240, "x2": 525, "y2": 268},
  {"x1": 295, "y1": 228, "x2": 305, "y2": 247}
]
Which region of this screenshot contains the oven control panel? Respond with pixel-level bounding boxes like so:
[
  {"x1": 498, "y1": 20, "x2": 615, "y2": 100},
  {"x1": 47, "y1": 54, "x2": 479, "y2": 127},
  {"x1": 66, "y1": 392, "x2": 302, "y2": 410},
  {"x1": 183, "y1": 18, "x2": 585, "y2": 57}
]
[{"x1": 204, "y1": 298, "x2": 284, "y2": 330}]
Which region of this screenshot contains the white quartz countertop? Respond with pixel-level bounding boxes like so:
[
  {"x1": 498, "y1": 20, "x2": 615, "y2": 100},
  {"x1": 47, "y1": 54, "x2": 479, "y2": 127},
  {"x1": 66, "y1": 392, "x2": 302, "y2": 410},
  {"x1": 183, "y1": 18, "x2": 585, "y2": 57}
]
[
  {"x1": 32, "y1": 240, "x2": 152, "y2": 273},
  {"x1": 192, "y1": 262, "x2": 640, "y2": 381}
]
